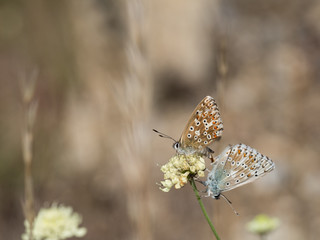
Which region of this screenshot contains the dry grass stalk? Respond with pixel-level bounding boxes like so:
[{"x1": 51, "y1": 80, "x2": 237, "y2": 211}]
[
  {"x1": 112, "y1": 0, "x2": 153, "y2": 239},
  {"x1": 20, "y1": 69, "x2": 38, "y2": 240}
]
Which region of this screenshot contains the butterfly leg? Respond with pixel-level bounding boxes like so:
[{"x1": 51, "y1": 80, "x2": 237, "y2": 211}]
[
  {"x1": 206, "y1": 147, "x2": 215, "y2": 163},
  {"x1": 206, "y1": 147, "x2": 214, "y2": 154},
  {"x1": 193, "y1": 179, "x2": 208, "y2": 197},
  {"x1": 200, "y1": 188, "x2": 210, "y2": 198},
  {"x1": 194, "y1": 178, "x2": 207, "y2": 186}
]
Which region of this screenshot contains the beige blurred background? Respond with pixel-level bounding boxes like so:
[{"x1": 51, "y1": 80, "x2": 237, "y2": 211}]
[{"x1": 1, "y1": 0, "x2": 320, "y2": 239}]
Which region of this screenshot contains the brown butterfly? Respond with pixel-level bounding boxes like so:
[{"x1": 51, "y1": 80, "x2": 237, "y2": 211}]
[{"x1": 154, "y1": 96, "x2": 223, "y2": 159}]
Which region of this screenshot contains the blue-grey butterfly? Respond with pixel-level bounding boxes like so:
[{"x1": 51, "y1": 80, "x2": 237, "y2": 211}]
[{"x1": 205, "y1": 143, "x2": 275, "y2": 198}]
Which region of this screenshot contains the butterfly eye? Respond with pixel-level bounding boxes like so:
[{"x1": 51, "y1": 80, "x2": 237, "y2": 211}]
[{"x1": 173, "y1": 142, "x2": 180, "y2": 150}]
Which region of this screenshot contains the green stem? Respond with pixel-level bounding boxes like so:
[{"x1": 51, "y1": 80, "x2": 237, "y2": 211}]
[
  {"x1": 189, "y1": 178, "x2": 220, "y2": 240},
  {"x1": 260, "y1": 234, "x2": 267, "y2": 240}
]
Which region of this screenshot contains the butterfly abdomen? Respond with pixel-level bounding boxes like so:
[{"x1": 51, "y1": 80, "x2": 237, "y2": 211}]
[
  {"x1": 205, "y1": 171, "x2": 222, "y2": 197},
  {"x1": 175, "y1": 145, "x2": 214, "y2": 159}
]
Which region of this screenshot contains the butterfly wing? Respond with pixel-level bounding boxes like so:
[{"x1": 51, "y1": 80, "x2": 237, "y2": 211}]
[
  {"x1": 179, "y1": 96, "x2": 223, "y2": 151},
  {"x1": 208, "y1": 144, "x2": 275, "y2": 195}
]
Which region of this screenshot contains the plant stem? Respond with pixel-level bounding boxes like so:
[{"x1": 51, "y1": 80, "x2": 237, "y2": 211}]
[
  {"x1": 260, "y1": 234, "x2": 267, "y2": 240},
  {"x1": 189, "y1": 178, "x2": 220, "y2": 240}
]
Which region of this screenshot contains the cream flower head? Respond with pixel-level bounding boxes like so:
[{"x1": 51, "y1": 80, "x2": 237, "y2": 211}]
[
  {"x1": 247, "y1": 214, "x2": 280, "y2": 236},
  {"x1": 22, "y1": 203, "x2": 87, "y2": 240},
  {"x1": 160, "y1": 154, "x2": 206, "y2": 192}
]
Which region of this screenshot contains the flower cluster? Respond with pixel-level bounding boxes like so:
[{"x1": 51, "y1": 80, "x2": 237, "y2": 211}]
[
  {"x1": 160, "y1": 154, "x2": 206, "y2": 192},
  {"x1": 22, "y1": 203, "x2": 87, "y2": 240},
  {"x1": 247, "y1": 214, "x2": 280, "y2": 236}
]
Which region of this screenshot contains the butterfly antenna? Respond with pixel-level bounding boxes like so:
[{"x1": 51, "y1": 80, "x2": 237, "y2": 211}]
[
  {"x1": 220, "y1": 193, "x2": 240, "y2": 216},
  {"x1": 153, "y1": 129, "x2": 176, "y2": 142}
]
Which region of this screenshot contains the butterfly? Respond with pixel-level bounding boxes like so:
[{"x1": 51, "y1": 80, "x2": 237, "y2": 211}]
[
  {"x1": 205, "y1": 143, "x2": 275, "y2": 200},
  {"x1": 153, "y1": 96, "x2": 223, "y2": 159}
]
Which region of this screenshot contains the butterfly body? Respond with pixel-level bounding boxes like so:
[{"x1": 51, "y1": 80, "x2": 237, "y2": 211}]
[
  {"x1": 205, "y1": 144, "x2": 275, "y2": 198},
  {"x1": 173, "y1": 96, "x2": 223, "y2": 158},
  {"x1": 173, "y1": 141, "x2": 214, "y2": 157}
]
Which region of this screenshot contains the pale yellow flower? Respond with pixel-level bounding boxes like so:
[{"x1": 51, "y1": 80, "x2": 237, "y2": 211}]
[
  {"x1": 160, "y1": 154, "x2": 206, "y2": 192},
  {"x1": 22, "y1": 203, "x2": 87, "y2": 240},
  {"x1": 247, "y1": 214, "x2": 280, "y2": 236}
]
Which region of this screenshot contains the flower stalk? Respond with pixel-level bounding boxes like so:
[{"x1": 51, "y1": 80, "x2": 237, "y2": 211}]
[{"x1": 189, "y1": 177, "x2": 220, "y2": 240}]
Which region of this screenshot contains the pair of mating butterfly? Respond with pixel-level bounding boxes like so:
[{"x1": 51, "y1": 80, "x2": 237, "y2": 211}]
[{"x1": 154, "y1": 96, "x2": 275, "y2": 212}]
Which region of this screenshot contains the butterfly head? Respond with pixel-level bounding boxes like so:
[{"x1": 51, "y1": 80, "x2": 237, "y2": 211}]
[
  {"x1": 214, "y1": 193, "x2": 221, "y2": 200},
  {"x1": 173, "y1": 141, "x2": 187, "y2": 155},
  {"x1": 173, "y1": 142, "x2": 180, "y2": 151}
]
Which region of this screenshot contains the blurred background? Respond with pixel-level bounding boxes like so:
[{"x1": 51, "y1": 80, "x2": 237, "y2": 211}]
[{"x1": 1, "y1": 0, "x2": 320, "y2": 239}]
